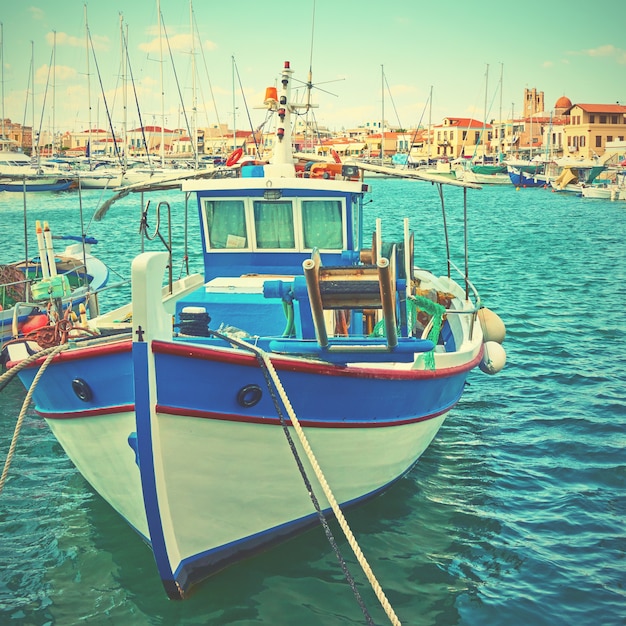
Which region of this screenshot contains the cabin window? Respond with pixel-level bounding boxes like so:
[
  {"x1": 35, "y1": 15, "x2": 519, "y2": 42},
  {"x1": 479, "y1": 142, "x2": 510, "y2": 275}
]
[
  {"x1": 253, "y1": 200, "x2": 295, "y2": 249},
  {"x1": 301, "y1": 200, "x2": 343, "y2": 249},
  {"x1": 204, "y1": 200, "x2": 247, "y2": 249}
]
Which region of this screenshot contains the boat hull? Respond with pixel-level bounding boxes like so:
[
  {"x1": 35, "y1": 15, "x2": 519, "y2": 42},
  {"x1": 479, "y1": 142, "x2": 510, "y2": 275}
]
[
  {"x1": 13, "y1": 333, "x2": 481, "y2": 597},
  {"x1": 0, "y1": 178, "x2": 74, "y2": 192},
  {"x1": 507, "y1": 167, "x2": 547, "y2": 188}
]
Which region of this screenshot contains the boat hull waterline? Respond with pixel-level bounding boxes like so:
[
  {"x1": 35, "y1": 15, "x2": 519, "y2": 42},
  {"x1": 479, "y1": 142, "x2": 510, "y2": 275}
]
[{"x1": 13, "y1": 323, "x2": 482, "y2": 597}]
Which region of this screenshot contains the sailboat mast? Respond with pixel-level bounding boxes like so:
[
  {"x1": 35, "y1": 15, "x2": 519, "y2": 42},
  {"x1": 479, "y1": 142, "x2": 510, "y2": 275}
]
[
  {"x1": 1, "y1": 23, "x2": 5, "y2": 141},
  {"x1": 121, "y1": 16, "x2": 128, "y2": 170},
  {"x1": 158, "y1": 0, "x2": 165, "y2": 167},
  {"x1": 232, "y1": 56, "x2": 236, "y2": 153},
  {"x1": 84, "y1": 4, "x2": 91, "y2": 167},
  {"x1": 31, "y1": 41, "x2": 36, "y2": 162},
  {"x1": 427, "y1": 85, "x2": 432, "y2": 161},
  {"x1": 52, "y1": 31, "x2": 56, "y2": 156},
  {"x1": 381, "y1": 65, "x2": 384, "y2": 164},
  {"x1": 190, "y1": 0, "x2": 198, "y2": 168},
  {"x1": 482, "y1": 63, "x2": 488, "y2": 162},
  {"x1": 498, "y1": 62, "x2": 503, "y2": 161}
]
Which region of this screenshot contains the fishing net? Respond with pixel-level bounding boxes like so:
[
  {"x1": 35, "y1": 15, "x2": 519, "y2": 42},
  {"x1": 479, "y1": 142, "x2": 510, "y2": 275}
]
[
  {"x1": 407, "y1": 294, "x2": 445, "y2": 369},
  {"x1": 369, "y1": 292, "x2": 446, "y2": 370},
  {"x1": 0, "y1": 265, "x2": 31, "y2": 309}
]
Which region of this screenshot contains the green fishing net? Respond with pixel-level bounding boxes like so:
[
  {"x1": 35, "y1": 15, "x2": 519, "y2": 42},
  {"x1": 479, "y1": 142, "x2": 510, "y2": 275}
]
[{"x1": 370, "y1": 293, "x2": 445, "y2": 370}]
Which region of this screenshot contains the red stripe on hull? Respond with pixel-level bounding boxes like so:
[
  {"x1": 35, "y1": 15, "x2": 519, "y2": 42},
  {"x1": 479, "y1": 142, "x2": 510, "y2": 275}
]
[
  {"x1": 37, "y1": 404, "x2": 135, "y2": 419},
  {"x1": 152, "y1": 339, "x2": 483, "y2": 380},
  {"x1": 154, "y1": 403, "x2": 453, "y2": 428}
]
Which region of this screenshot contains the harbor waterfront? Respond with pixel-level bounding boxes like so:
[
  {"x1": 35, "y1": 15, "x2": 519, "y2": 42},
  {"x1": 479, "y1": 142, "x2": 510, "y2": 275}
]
[{"x1": 0, "y1": 181, "x2": 624, "y2": 625}]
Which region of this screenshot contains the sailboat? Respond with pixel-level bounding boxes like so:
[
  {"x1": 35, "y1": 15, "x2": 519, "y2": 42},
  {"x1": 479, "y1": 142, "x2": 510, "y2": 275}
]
[
  {"x1": 460, "y1": 64, "x2": 509, "y2": 185},
  {"x1": 0, "y1": 37, "x2": 74, "y2": 192}
]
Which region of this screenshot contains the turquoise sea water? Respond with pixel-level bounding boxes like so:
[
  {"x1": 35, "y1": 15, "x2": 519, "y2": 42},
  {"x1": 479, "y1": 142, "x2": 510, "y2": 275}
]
[{"x1": 0, "y1": 180, "x2": 624, "y2": 625}]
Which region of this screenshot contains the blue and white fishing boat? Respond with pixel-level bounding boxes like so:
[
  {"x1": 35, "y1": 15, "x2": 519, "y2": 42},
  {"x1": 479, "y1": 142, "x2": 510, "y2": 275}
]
[
  {"x1": 3, "y1": 61, "x2": 506, "y2": 601},
  {"x1": 506, "y1": 159, "x2": 549, "y2": 188}
]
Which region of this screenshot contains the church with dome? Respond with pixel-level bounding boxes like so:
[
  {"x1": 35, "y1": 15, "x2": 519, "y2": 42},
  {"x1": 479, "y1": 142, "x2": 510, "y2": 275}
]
[{"x1": 490, "y1": 88, "x2": 626, "y2": 162}]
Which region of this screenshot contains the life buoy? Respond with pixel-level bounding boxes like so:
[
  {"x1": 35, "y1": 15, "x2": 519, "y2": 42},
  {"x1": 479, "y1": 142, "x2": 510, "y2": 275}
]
[
  {"x1": 310, "y1": 163, "x2": 342, "y2": 179},
  {"x1": 226, "y1": 147, "x2": 244, "y2": 167},
  {"x1": 22, "y1": 313, "x2": 49, "y2": 335}
]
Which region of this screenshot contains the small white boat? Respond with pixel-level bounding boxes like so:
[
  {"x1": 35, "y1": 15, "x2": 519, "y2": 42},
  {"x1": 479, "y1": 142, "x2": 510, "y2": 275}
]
[
  {"x1": 549, "y1": 158, "x2": 607, "y2": 193},
  {"x1": 0, "y1": 145, "x2": 74, "y2": 192},
  {"x1": 580, "y1": 169, "x2": 626, "y2": 200}
]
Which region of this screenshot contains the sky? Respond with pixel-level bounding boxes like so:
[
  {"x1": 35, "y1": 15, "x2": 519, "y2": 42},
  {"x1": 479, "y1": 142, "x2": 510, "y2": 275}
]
[{"x1": 1, "y1": 0, "x2": 625, "y2": 137}]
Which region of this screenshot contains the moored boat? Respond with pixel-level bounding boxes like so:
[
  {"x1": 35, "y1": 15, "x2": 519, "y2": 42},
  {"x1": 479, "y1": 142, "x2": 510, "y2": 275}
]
[
  {"x1": 2, "y1": 60, "x2": 506, "y2": 606},
  {"x1": 549, "y1": 158, "x2": 607, "y2": 193},
  {"x1": 0, "y1": 146, "x2": 75, "y2": 192},
  {"x1": 1, "y1": 222, "x2": 109, "y2": 348},
  {"x1": 580, "y1": 169, "x2": 626, "y2": 200}
]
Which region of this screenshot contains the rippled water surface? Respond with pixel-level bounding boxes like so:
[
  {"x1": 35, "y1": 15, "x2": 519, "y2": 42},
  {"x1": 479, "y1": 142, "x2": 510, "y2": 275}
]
[{"x1": 1, "y1": 181, "x2": 625, "y2": 625}]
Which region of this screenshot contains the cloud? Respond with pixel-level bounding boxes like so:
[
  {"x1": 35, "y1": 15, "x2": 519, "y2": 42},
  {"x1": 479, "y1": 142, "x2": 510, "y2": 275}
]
[
  {"x1": 29, "y1": 6, "x2": 44, "y2": 20},
  {"x1": 33, "y1": 64, "x2": 78, "y2": 85},
  {"x1": 585, "y1": 44, "x2": 618, "y2": 58},
  {"x1": 139, "y1": 33, "x2": 193, "y2": 54},
  {"x1": 54, "y1": 65, "x2": 78, "y2": 81},
  {"x1": 570, "y1": 44, "x2": 626, "y2": 65},
  {"x1": 138, "y1": 29, "x2": 217, "y2": 56},
  {"x1": 387, "y1": 83, "x2": 418, "y2": 96},
  {"x1": 48, "y1": 31, "x2": 109, "y2": 53}
]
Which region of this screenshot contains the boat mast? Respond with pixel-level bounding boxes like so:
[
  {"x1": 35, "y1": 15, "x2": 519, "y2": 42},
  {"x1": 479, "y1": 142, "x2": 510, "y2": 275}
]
[
  {"x1": 380, "y1": 65, "x2": 384, "y2": 164},
  {"x1": 84, "y1": 4, "x2": 91, "y2": 168},
  {"x1": 232, "y1": 56, "x2": 236, "y2": 154},
  {"x1": 427, "y1": 85, "x2": 432, "y2": 162},
  {"x1": 498, "y1": 62, "x2": 503, "y2": 162},
  {"x1": 121, "y1": 16, "x2": 128, "y2": 171},
  {"x1": 190, "y1": 0, "x2": 198, "y2": 168},
  {"x1": 49, "y1": 31, "x2": 57, "y2": 157},
  {"x1": 31, "y1": 41, "x2": 36, "y2": 164},
  {"x1": 482, "y1": 63, "x2": 488, "y2": 163},
  {"x1": 158, "y1": 0, "x2": 165, "y2": 167},
  {"x1": 1, "y1": 22, "x2": 4, "y2": 142}
]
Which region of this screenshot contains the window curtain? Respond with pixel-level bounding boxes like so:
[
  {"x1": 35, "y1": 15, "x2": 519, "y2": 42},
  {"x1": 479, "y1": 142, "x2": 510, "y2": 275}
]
[
  {"x1": 205, "y1": 200, "x2": 247, "y2": 248},
  {"x1": 302, "y1": 200, "x2": 343, "y2": 249},
  {"x1": 253, "y1": 201, "x2": 295, "y2": 248}
]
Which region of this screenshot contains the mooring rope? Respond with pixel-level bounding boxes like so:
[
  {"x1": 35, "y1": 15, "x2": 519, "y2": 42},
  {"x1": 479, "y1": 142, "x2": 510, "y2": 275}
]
[
  {"x1": 0, "y1": 343, "x2": 68, "y2": 496},
  {"x1": 253, "y1": 351, "x2": 375, "y2": 626},
  {"x1": 257, "y1": 350, "x2": 402, "y2": 626},
  {"x1": 211, "y1": 330, "x2": 401, "y2": 626}
]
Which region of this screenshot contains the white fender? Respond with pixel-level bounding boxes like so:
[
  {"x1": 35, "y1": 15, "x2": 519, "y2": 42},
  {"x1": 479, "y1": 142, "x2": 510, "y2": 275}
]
[
  {"x1": 478, "y1": 307, "x2": 506, "y2": 344},
  {"x1": 479, "y1": 341, "x2": 506, "y2": 375}
]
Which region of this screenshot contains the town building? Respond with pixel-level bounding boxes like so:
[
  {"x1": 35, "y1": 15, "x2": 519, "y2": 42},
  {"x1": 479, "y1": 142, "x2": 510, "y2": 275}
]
[{"x1": 561, "y1": 103, "x2": 626, "y2": 160}]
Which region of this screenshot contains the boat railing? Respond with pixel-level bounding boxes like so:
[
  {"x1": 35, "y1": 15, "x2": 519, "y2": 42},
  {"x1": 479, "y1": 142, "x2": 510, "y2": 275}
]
[
  {"x1": 445, "y1": 259, "x2": 482, "y2": 311},
  {"x1": 138, "y1": 200, "x2": 173, "y2": 293}
]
